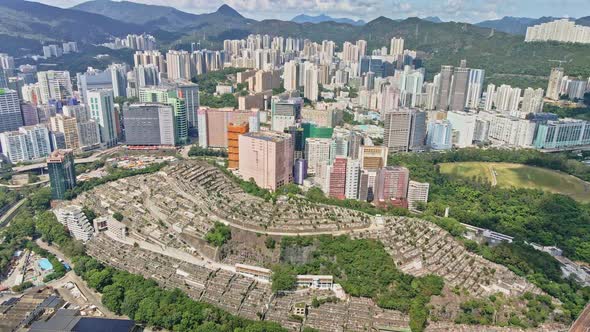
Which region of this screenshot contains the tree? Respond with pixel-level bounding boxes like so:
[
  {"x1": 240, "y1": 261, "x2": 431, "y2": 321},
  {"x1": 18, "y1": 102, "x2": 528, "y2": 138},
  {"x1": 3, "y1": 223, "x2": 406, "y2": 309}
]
[
  {"x1": 265, "y1": 237, "x2": 276, "y2": 250},
  {"x1": 29, "y1": 187, "x2": 52, "y2": 211},
  {"x1": 204, "y1": 222, "x2": 231, "y2": 247},
  {"x1": 112, "y1": 212, "x2": 124, "y2": 222},
  {"x1": 271, "y1": 264, "x2": 296, "y2": 293}
]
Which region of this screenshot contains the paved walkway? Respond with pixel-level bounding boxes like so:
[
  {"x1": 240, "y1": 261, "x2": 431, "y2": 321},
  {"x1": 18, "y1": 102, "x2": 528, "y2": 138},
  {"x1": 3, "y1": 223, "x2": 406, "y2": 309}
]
[{"x1": 104, "y1": 231, "x2": 236, "y2": 273}]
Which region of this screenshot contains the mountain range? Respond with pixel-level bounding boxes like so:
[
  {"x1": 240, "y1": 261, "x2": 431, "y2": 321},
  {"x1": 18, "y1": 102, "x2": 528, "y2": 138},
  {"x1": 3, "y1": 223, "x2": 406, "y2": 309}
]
[{"x1": 291, "y1": 14, "x2": 365, "y2": 26}]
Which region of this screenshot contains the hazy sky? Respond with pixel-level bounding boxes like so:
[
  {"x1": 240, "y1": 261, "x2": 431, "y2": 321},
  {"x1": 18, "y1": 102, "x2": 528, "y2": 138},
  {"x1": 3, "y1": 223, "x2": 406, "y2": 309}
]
[{"x1": 34, "y1": 0, "x2": 590, "y2": 23}]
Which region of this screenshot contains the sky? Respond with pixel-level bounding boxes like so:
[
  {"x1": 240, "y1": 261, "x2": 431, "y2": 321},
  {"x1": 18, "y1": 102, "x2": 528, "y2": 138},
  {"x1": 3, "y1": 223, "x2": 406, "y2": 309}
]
[{"x1": 34, "y1": 0, "x2": 590, "y2": 23}]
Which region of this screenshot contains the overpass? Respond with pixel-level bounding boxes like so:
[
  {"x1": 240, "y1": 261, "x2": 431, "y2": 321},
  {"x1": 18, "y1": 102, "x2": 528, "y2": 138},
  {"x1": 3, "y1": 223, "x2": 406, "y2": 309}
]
[
  {"x1": 13, "y1": 156, "x2": 99, "y2": 173},
  {"x1": 11, "y1": 146, "x2": 122, "y2": 173}
]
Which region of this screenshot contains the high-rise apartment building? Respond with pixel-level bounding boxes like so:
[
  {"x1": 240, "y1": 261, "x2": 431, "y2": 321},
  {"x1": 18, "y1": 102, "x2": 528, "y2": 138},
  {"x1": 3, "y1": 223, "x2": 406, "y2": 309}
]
[
  {"x1": 238, "y1": 131, "x2": 294, "y2": 191},
  {"x1": 466, "y1": 69, "x2": 485, "y2": 109},
  {"x1": 0, "y1": 125, "x2": 51, "y2": 163},
  {"x1": 0, "y1": 89, "x2": 23, "y2": 133},
  {"x1": 123, "y1": 103, "x2": 175, "y2": 146},
  {"x1": 49, "y1": 115, "x2": 80, "y2": 150},
  {"x1": 304, "y1": 137, "x2": 333, "y2": 174},
  {"x1": 166, "y1": 50, "x2": 192, "y2": 80},
  {"x1": 47, "y1": 149, "x2": 76, "y2": 200},
  {"x1": 284, "y1": 60, "x2": 299, "y2": 91},
  {"x1": 304, "y1": 64, "x2": 319, "y2": 102},
  {"x1": 344, "y1": 158, "x2": 361, "y2": 199},
  {"x1": 37, "y1": 71, "x2": 73, "y2": 104},
  {"x1": 521, "y1": 88, "x2": 545, "y2": 113},
  {"x1": 390, "y1": 37, "x2": 404, "y2": 57},
  {"x1": 547, "y1": 68, "x2": 564, "y2": 100}
]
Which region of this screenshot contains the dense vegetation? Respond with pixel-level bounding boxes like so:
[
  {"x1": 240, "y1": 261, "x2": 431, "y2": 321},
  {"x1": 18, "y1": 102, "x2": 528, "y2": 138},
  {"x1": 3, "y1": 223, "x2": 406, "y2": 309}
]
[
  {"x1": 544, "y1": 104, "x2": 590, "y2": 121},
  {"x1": 280, "y1": 235, "x2": 444, "y2": 331},
  {"x1": 467, "y1": 241, "x2": 590, "y2": 322},
  {"x1": 192, "y1": 68, "x2": 244, "y2": 108},
  {"x1": 188, "y1": 146, "x2": 228, "y2": 158},
  {"x1": 388, "y1": 149, "x2": 590, "y2": 321},
  {"x1": 0, "y1": 187, "x2": 20, "y2": 211},
  {"x1": 204, "y1": 222, "x2": 232, "y2": 247},
  {"x1": 389, "y1": 149, "x2": 590, "y2": 262}
]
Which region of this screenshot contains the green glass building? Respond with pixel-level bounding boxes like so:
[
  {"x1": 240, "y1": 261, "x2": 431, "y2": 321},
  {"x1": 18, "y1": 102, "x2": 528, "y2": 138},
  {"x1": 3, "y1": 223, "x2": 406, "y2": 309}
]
[{"x1": 47, "y1": 150, "x2": 76, "y2": 200}]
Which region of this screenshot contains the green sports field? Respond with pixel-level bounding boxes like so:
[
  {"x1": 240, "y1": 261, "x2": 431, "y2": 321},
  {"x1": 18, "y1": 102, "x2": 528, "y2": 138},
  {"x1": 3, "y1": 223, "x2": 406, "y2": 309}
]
[{"x1": 439, "y1": 162, "x2": 590, "y2": 203}]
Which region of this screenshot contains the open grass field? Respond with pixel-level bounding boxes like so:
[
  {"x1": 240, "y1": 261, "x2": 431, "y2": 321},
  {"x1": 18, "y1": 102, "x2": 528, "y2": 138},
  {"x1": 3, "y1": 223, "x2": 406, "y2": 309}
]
[{"x1": 439, "y1": 162, "x2": 590, "y2": 203}]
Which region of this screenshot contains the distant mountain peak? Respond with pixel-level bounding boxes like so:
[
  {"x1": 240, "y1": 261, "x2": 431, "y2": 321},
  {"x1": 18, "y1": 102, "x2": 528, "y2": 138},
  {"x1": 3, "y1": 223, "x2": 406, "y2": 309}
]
[
  {"x1": 291, "y1": 13, "x2": 365, "y2": 26},
  {"x1": 216, "y1": 4, "x2": 243, "y2": 18}
]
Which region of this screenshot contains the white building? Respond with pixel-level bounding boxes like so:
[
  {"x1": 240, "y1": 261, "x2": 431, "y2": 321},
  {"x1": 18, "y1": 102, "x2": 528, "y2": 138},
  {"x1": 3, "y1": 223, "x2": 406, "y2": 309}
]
[
  {"x1": 525, "y1": 19, "x2": 590, "y2": 44},
  {"x1": 477, "y1": 111, "x2": 537, "y2": 147},
  {"x1": 408, "y1": 180, "x2": 429, "y2": 210},
  {"x1": 37, "y1": 71, "x2": 73, "y2": 104},
  {"x1": 0, "y1": 125, "x2": 51, "y2": 163},
  {"x1": 447, "y1": 111, "x2": 476, "y2": 148},
  {"x1": 305, "y1": 138, "x2": 333, "y2": 174},
  {"x1": 344, "y1": 158, "x2": 361, "y2": 199},
  {"x1": 53, "y1": 205, "x2": 94, "y2": 242},
  {"x1": 87, "y1": 89, "x2": 118, "y2": 147},
  {"x1": 390, "y1": 37, "x2": 404, "y2": 57},
  {"x1": 93, "y1": 215, "x2": 127, "y2": 240}
]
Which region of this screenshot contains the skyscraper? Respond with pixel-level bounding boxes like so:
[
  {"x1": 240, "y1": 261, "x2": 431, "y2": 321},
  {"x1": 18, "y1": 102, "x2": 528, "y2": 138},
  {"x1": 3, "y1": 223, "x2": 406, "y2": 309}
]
[
  {"x1": 177, "y1": 83, "x2": 200, "y2": 130},
  {"x1": 345, "y1": 158, "x2": 361, "y2": 199},
  {"x1": 466, "y1": 69, "x2": 485, "y2": 109},
  {"x1": 87, "y1": 89, "x2": 118, "y2": 147},
  {"x1": 284, "y1": 60, "x2": 299, "y2": 91},
  {"x1": 409, "y1": 110, "x2": 427, "y2": 151},
  {"x1": 383, "y1": 109, "x2": 412, "y2": 153},
  {"x1": 0, "y1": 89, "x2": 23, "y2": 133},
  {"x1": 304, "y1": 65, "x2": 319, "y2": 102},
  {"x1": 450, "y1": 66, "x2": 469, "y2": 111},
  {"x1": 47, "y1": 149, "x2": 76, "y2": 200},
  {"x1": 436, "y1": 65, "x2": 453, "y2": 110}
]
